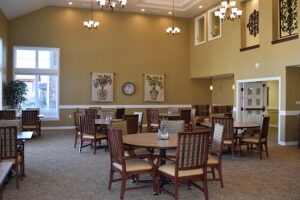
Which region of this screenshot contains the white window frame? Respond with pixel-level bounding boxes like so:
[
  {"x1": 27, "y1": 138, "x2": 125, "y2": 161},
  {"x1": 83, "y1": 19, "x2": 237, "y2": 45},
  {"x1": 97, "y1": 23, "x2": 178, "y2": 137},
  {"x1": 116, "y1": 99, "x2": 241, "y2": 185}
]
[
  {"x1": 13, "y1": 46, "x2": 60, "y2": 120},
  {"x1": 208, "y1": 6, "x2": 222, "y2": 41},
  {"x1": 195, "y1": 14, "x2": 206, "y2": 46}
]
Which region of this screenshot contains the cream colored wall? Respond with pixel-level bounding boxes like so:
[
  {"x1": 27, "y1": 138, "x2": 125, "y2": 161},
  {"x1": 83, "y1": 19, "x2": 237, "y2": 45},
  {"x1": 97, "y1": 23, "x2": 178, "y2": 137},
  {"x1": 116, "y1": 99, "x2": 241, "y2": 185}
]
[
  {"x1": 7, "y1": 6, "x2": 211, "y2": 127},
  {"x1": 267, "y1": 80, "x2": 278, "y2": 109},
  {"x1": 190, "y1": 1, "x2": 300, "y2": 143},
  {"x1": 0, "y1": 9, "x2": 8, "y2": 107},
  {"x1": 212, "y1": 77, "x2": 234, "y2": 105}
]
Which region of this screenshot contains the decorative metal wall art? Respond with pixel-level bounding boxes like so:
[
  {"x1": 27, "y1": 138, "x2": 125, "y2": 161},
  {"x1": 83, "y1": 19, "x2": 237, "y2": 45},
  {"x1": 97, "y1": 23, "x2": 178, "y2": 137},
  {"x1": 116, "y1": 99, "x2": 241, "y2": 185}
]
[
  {"x1": 247, "y1": 10, "x2": 259, "y2": 37},
  {"x1": 280, "y1": 0, "x2": 298, "y2": 37}
]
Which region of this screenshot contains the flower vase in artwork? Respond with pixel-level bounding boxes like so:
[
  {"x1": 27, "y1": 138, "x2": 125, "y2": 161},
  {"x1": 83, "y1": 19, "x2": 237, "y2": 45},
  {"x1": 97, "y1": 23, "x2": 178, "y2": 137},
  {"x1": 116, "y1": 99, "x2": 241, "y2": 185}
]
[
  {"x1": 98, "y1": 89, "x2": 107, "y2": 100},
  {"x1": 150, "y1": 89, "x2": 158, "y2": 100}
]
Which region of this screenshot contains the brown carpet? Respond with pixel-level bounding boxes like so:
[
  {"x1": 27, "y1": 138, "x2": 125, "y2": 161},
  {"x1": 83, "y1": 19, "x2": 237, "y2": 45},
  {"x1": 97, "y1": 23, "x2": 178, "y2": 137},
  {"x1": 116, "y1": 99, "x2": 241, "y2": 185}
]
[{"x1": 3, "y1": 130, "x2": 300, "y2": 200}]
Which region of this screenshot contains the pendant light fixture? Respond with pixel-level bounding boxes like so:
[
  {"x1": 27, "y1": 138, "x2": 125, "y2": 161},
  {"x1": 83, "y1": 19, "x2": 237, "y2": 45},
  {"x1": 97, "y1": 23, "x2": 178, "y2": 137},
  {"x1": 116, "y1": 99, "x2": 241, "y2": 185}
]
[
  {"x1": 83, "y1": 0, "x2": 100, "y2": 30},
  {"x1": 96, "y1": 0, "x2": 127, "y2": 11},
  {"x1": 215, "y1": 0, "x2": 242, "y2": 21},
  {"x1": 166, "y1": 0, "x2": 180, "y2": 35}
]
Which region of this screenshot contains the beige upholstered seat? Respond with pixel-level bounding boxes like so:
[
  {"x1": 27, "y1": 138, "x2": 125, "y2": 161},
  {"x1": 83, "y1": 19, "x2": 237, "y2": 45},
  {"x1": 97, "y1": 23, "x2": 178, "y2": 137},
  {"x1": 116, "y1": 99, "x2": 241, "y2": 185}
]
[
  {"x1": 207, "y1": 122, "x2": 225, "y2": 188},
  {"x1": 107, "y1": 127, "x2": 155, "y2": 200}
]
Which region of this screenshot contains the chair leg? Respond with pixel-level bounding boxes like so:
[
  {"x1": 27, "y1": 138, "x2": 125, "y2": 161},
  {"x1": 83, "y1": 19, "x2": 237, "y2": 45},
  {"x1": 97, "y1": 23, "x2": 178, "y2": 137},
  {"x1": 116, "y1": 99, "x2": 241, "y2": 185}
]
[
  {"x1": 93, "y1": 140, "x2": 97, "y2": 155},
  {"x1": 218, "y1": 164, "x2": 224, "y2": 188},
  {"x1": 174, "y1": 181, "x2": 179, "y2": 200},
  {"x1": 265, "y1": 142, "x2": 269, "y2": 157},
  {"x1": 74, "y1": 131, "x2": 78, "y2": 148},
  {"x1": 120, "y1": 176, "x2": 126, "y2": 200},
  {"x1": 203, "y1": 177, "x2": 209, "y2": 200},
  {"x1": 259, "y1": 143, "x2": 263, "y2": 160},
  {"x1": 108, "y1": 168, "x2": 114, "y2": 190}
]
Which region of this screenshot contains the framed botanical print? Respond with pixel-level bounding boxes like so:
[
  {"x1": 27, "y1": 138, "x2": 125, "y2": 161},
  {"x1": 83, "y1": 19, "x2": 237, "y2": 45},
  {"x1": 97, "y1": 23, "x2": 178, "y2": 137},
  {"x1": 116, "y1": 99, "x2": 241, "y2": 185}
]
[
  {"x1": 144, "y1": 74, "x2": 164, "y2": 102},
  {"x1": 92, "y1": 73, "x2": 114, "y2": 102}
]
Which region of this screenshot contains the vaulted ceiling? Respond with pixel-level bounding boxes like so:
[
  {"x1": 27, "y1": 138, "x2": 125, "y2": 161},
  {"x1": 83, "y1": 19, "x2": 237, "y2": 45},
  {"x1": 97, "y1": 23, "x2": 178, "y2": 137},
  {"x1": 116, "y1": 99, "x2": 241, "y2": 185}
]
[{"x1": 0, "y1": 0, "x2": 219, "y2": 20}]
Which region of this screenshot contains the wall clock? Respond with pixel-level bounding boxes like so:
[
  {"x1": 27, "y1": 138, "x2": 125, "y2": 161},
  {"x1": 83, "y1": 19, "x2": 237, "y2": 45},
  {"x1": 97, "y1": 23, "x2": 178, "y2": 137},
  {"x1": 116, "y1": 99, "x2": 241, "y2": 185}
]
[{"x1": 122, "y1": 82, "x2": 135, "y2": 95}]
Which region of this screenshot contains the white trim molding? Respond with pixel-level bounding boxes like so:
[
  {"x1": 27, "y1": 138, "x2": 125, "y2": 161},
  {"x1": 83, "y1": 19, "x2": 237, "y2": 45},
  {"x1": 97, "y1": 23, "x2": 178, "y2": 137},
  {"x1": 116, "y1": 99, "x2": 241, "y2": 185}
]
[{"x1": 59, "y1": 104, "x2": 192, "y2": 109}]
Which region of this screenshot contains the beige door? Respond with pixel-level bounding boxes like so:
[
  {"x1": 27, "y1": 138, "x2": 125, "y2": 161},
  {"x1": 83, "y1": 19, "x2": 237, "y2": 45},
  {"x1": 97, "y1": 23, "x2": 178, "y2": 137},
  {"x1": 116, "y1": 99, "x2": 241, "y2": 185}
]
[{"x1": 241, "y1": 82, "x2": 267, "y2": 123}]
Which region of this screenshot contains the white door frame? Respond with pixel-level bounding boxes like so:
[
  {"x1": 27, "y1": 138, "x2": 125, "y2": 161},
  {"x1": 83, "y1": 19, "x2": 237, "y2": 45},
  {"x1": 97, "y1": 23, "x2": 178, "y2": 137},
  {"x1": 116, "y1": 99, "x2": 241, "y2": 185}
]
[{"x1": 236, "y1": 76, "x2": 281, "y2": 144}]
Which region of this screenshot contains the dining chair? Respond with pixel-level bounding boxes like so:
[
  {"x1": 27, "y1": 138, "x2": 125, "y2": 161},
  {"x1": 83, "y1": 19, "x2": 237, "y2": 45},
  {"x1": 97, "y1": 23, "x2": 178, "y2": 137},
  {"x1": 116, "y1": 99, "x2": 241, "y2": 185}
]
[
  {"x1": 160, "y1": 120, "x2": 185, "y2": 157},
  {"x1": 133, "y1": 112, "x2": 143, "y2": 133},
  {"x1": 207, "y1": 122, "x2": 225, "y2": 188},
  {"x1": 212, "y1": 117, "x2": 236, "y2": 158},
  {"x1": 107, "y1": 127, "x2": 155, "y2": 200},
  {"x1": 79, "y1": 115, "x2": 107, "y2": 154},
  {"x1": 146, "y1": 109, "x2": 159, "y2": 132},
  {"x1": 84, "y1": 108, "x2": 98, "y2": 119},
  {"x1": 155, "y1": 130, "x2": 210, "y2": 200},
  {"x1": 21, "y1": 110, "x2": 41, "y2": 136},
  {"x1": 123, "y1": 114, "x2": 138, "y2": 134},
  {"x1": 110, "y1": 120, "x2": 128, "y2": 135},
  {"x1": 0, "y1": 109, "x2": 16, "y2": 120},
  {"x1": 180, "y1": 109, "x2": 192, "y2": 131},
  {"x1": 73, "y1": 109, "x2": 82, "y2": 148},
  {"x1": 241, "y1": 116, "x2": 270, "y2": 159},
  {"x1": 0, "y1": 126, "x2": 23, "y2": 189},
  {"x1": 116, "y1": 107, "x2": 125, "y2": 119}
]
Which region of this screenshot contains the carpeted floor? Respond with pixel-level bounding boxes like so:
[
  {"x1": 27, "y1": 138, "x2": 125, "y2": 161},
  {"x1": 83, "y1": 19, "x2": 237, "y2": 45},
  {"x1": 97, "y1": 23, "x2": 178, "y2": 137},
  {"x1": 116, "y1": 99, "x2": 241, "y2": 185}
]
[{"x1": 3, "y1": 130, "x2": 300, "y2": 200}]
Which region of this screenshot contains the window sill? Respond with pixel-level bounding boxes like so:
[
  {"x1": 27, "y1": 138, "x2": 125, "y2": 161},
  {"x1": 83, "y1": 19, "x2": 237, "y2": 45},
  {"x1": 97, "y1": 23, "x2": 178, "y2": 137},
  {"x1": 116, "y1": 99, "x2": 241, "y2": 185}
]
[
  {"x1": 271, "y1": 35, "x2": 299, "y2": 45},
  {"x1": 240, "y1": 44, "x2": 260, "y2": 52}
]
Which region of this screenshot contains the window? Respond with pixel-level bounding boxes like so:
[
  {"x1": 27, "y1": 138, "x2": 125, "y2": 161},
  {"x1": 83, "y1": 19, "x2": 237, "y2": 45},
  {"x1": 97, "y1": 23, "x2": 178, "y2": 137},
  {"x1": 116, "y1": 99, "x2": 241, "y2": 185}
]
[
  {"x1": 13, "y1": 46, "x2": 59, "y2": 119},
  {"x1": 195, "y1": 14, "x2": 206, "y2": 45},
  {"x1": 208, "y1": 7, "x2": 221, "y2": 41}
]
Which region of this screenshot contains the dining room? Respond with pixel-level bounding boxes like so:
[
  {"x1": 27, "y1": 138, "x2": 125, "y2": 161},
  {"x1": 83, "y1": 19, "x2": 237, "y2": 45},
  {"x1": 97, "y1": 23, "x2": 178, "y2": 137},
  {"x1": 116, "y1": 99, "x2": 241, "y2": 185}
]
[{"x1": 0, "y1": 0, "x2": 300, "y2": 199}]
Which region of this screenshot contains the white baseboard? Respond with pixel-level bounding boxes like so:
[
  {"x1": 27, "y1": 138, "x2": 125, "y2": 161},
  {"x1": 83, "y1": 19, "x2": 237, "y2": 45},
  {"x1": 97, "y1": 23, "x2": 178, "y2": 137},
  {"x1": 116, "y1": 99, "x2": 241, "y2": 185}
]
[{"x1": 278, "y1": 141, "x2": 298, "y2": 146}]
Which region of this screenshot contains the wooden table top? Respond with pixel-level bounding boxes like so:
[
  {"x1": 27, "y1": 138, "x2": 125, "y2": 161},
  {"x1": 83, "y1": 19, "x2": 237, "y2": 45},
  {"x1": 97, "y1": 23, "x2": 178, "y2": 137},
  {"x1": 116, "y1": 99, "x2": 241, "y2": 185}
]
[
  {"x1": 0, "y1": 162, "x2": 13, "y2": 185},
  {"x1": 123, "y1": 133, "x2": 178, "y2": 149},
  {"x1": 17, "y1": 131, "x2": 34, "y2": 140}
]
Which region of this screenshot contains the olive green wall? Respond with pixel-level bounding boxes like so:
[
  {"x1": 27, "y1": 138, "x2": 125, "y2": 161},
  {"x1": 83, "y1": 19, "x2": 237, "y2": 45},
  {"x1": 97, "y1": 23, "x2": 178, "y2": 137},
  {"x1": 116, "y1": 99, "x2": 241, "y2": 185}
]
[
  {"x1": 0, "y1": 9, "x2": 8, "y2": 108},
  {"x1": 190, "y1": 1, "x2": 300, "y2": 144},
  {"x1": 7, "y1": 6, "x2": 211, "y2": 127}
]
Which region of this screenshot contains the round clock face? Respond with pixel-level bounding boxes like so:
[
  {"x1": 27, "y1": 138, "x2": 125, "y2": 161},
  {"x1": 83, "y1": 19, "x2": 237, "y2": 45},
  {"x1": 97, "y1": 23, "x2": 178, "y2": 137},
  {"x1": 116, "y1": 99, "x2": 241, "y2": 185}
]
[{"x1": 122, "y1": 82, "x2": 135, "y2": 95}]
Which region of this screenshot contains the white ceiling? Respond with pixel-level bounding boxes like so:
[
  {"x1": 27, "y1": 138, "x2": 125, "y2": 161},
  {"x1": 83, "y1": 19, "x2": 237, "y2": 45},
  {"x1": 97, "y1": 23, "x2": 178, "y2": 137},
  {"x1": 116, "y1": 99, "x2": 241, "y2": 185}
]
[{"x1": 0, "y1": 0, "x2": 220, "y2": 20}]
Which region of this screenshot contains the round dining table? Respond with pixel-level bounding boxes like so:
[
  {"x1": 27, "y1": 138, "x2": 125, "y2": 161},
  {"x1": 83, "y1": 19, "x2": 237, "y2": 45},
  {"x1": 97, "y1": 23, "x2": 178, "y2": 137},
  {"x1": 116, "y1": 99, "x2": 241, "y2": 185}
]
[{"x1": 123, "y1": 133, "x2": 178, "y2": 158}]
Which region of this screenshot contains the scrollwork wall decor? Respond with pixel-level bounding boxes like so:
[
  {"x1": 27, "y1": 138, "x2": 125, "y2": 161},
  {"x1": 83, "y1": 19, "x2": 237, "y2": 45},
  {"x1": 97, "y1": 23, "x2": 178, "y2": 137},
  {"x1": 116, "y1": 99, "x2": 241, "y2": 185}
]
[
  {"x1": 280, "y1": 0, "x2": 298, "y2": 37},
  {"x1": 247, "y1": 10, "x2": 259, "y2": 37}
]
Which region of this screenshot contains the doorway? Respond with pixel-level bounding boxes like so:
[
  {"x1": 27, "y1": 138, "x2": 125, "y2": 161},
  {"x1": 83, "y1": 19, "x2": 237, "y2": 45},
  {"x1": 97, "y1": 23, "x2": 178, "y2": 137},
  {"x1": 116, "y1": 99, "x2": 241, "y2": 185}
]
[{"x1": 236, "y1": 77, "x2": 281, "y2": 144}]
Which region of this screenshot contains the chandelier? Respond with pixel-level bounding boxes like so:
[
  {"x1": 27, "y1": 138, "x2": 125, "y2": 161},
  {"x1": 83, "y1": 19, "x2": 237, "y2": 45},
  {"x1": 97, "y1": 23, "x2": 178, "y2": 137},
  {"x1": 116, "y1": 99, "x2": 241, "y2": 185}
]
[
  {"x1": 84, "y1": 0, "x2": 100, "y2": 29},
  {"x1": 214, "y1": 0, "x2": 242, "y2": 21},
  {"x1": 96, "y1": 0, "x2": 127, "y2": 11},
  {"x1": 166, "y1": 0, "x2": 180, "y2": 35}
]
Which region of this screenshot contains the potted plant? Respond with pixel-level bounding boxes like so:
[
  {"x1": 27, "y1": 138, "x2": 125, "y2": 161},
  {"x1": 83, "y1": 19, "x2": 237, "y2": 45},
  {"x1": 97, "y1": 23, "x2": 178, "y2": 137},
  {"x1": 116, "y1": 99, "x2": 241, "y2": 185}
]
[
  {"x1": 93, "y1": 74, "x2": 112, "y2": 100},
  {"x1": 146, "y1": 75, "x2": 163, "y2": 100},
  {"x1": 4, "y1": 80, "x2": 28, "y2": 110}
]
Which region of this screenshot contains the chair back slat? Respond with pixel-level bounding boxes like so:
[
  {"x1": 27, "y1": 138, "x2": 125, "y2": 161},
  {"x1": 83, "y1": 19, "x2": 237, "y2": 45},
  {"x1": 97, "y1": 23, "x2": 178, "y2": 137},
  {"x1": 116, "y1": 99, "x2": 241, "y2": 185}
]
[
  {"x1": 180, "y1": 109, "x2": 191, "y2": 125},
  {"x1": 211, "y1": 117, "x2": 234, "y2": 140},
  {"x1": 22, "y1": 110, "x2": 38, "y2": 125},
  {"x1": 85, "y1": 108, "x2": 98, "y2": 119},
  {"x1": 133, "y1": 112, "x2": 143, "y2": 132},
  {"x1": 0, "y1": 126, "x2": 18, "y2": 159},
  {"x1": 211, "y1": 122, "x2": 225, "y2": 155},
  {"x1": 107, "y1": 127, "x2": 124, "y2": 165},
  {"x1": 260, "y1": 116, "x2": 270, "y2": 139},
  {"x1": 116, "y1": 108, "x2": 125, "y2": 119},
  {"x1": 123, "y1": 115, "x2": 138, "y2": 134},
  {"x1": 111, "y1": 120, "x2": 128, "y2": 135},
  {"x1": 79, "y1": 115, "x2": 96, "y2": 136},
  {"x1": 146, "y1": 109, "x2": 159, "y2": 125},
  {"x1": 160, "y1": 120, "x2": 184, "y2": 133},
  {"x1": 177, "y1": 131, "x2": 209, "y2": 171}
]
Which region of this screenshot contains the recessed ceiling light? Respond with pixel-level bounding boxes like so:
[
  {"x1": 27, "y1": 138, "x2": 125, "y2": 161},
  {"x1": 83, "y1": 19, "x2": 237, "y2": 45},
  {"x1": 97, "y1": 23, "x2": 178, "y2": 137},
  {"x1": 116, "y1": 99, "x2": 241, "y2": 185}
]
[
  {"x1": 141, "y1": 9, "x2": 145, "y2": 12},
  {"x1": 198, "y1": 5, "x2": 203, "y2": 9},
  {"x1": 68, "y1": 1, "x2": 73, "y2": 5},
  {"x1": 168, "y1": 11, "x2": 172, "y2": 15}
]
